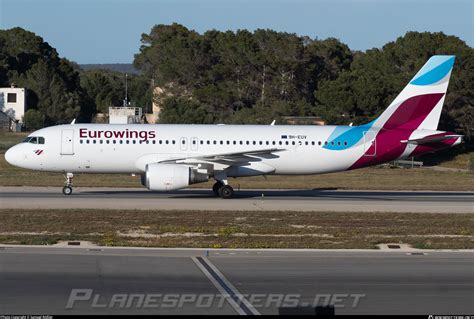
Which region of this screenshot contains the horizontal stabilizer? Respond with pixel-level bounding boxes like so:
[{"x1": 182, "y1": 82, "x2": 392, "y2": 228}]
[{"x1": 401, "y1": 135, "x2": 463, "y2": 145}]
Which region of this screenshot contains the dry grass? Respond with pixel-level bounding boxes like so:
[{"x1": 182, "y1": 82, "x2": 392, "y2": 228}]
[
  {"x1": 0, "y1": 209, "x2": 472, "y2": 249},
  {"x1": 434, "y1": 152, "x2": 473, "y2": 170}
]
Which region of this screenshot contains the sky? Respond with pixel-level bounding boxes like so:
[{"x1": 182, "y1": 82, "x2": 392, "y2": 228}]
[{"x1": 0, "y1": 0, "x2": 472, "y2": 64}]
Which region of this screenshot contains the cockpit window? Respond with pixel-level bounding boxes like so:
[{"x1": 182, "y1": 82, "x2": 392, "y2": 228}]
[{"x1": 22, "y1": 136, "x2": 45, "y2": 144}]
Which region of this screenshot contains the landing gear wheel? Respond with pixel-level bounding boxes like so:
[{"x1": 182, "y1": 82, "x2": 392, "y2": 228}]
[
  {"x1": 63, "y1": 172, "x2": 74, "y2": 196},
  {"x1": 213, "y1": 181, "x2": 224, "y2": 195},
  {"x1": 62, "y1": 186, "x2": 73, "y2": 195},
  {"x1": 218, "y1": 185, "x2": 234, "y2": 199}
]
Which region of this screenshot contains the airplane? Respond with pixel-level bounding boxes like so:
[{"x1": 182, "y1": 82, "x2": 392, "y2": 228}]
[{"x1": 4, "y1": 55, "x2": 463, "y2": 198}]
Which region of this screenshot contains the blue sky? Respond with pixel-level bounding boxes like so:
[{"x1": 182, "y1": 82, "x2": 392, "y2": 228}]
[{"x1": 1, "y1": 0, "x2": 472, "y2": 64}]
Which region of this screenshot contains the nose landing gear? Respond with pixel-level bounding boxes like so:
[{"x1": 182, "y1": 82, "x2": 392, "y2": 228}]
[{"x1": 62, "y1": 172, "x2": 74, "y2": 195}]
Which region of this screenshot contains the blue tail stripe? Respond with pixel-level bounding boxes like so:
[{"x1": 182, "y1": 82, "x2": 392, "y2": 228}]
[
  {"x1": 323, "y1": 121, "x2": 375, "y2": 151},
  {"x1": 410, "y1": 56, "x2": 455, "y2": 86}
]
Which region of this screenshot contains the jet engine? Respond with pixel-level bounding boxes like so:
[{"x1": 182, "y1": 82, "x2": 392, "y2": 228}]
[{"x1": 142, "y1": 163, "x2": 208, "y2": 191}]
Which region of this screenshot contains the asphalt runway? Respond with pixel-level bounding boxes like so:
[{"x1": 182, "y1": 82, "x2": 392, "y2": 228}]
[
  {"x1": 1, "y1": 186, "x2": 473, "y2": 213},
  {"x1": 0, "y1": 246, "x2": 472, "y2": 315}
]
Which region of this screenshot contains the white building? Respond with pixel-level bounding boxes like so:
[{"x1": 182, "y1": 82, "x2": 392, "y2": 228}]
[
  {"x1": 0, "y1": 86, "x2": 26, "y2": 123},
  {"x1": 108, "y1": 107, "x2": 142, "y2": 124}
]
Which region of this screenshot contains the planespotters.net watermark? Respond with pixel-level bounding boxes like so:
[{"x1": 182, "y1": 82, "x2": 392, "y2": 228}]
[{"x1": 65, "y1": 289, "x2": 366, "y2": 310}]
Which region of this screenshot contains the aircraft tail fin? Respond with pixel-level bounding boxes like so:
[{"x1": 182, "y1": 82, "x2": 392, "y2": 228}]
[{"x1": 372, "y1": 55, "x2": 455, "y2": 131}]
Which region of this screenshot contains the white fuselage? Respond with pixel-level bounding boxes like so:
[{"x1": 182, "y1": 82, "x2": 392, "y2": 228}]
[{"x1": 6, "y1": 123, "x2": 383, "y2": 176}]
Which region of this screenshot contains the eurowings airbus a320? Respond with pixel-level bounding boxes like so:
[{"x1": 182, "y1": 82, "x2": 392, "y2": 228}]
[{"x1": 5, "y1": 55, "x2": 463, "y2": 198}]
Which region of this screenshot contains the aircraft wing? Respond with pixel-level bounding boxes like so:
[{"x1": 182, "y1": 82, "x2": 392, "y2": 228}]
[
  {"x1": 401, "y1": 135, "x2": 463, "y2": 145},
  {"x1": 160, "y1": 148, "x2": 285, "y2": 166}
]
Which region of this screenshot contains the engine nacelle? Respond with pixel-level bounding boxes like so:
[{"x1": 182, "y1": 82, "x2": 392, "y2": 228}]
[{"x1": 143, "y1": 163, "x2": 208, "y2": 191}]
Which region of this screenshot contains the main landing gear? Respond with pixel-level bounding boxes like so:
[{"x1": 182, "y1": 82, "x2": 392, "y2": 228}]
[
  {"x1": 62, "y1": 172, "x2": 74, "y2": 195},
  {"x1": 212, "y1": 179, "x2": 234, "y2": 199}
]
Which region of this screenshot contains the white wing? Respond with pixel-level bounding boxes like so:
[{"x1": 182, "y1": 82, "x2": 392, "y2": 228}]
[{"x1": 160, "y1": 148, "x2": 284, "y2": 166}]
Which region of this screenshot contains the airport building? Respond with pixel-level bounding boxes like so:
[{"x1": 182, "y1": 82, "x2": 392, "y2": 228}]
[{"x1": 0, "y1": 85, "x2": 26, "y2": 131}]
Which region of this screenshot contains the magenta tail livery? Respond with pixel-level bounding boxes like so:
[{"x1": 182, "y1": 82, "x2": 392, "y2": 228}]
[{"x1": 5, "y1": 56, "x2": 463, "y2": 198}]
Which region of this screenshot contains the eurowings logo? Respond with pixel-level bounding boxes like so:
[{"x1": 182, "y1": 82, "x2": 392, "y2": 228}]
[{"x1": 34, "y1": 149, "x2": 44, "y2": 155}]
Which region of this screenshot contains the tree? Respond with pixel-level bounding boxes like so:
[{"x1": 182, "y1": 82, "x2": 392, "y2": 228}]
[
  {"x1": 80, "y1": 70, "x2": 124, "y2": 113},
  {"x1": 23, "y1": 109, "x2": 44, "y2": 130},
  {"x1": 0, "y1": 27, "x2": 89, "y2": 126},
  {"x1": 158, "y1": 97, "x2": 214, "y2": 124},
  {"x1": 134, "y1": 24, "x2": 354, "y2": 123},
  {"x1": 315, "y1": 32, "x2": 473, "y2": 148}
]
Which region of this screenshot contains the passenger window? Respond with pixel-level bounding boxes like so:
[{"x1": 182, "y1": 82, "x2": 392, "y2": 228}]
[
  {"x1": 93, "y1": 140, "x2": 96, "y2": 144},
  {"x1": 344, "y1": 141, "x2": 348, "y2": 146},
  {"x1": 318, "y1": 141, "x2": 322, "y2": 146},
  {"x1": 80, "y1": 140, "x2": 83, "y2": 144},
  {"x1": 106, "y1": 140, "x2": 110, "y2": 144}
]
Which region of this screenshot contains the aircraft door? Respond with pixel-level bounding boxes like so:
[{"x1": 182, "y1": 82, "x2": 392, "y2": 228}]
[
  {"x1": 363, "y1": 131, "x2": 376, "y2": 156},
  {"x1": 61, "y1": 129, "x2": 74, "y2": 155}
]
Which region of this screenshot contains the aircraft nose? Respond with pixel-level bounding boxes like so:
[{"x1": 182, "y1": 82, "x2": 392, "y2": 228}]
[{"x1": 5, "y1": 146, "x2": 19, "y2": 166}]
